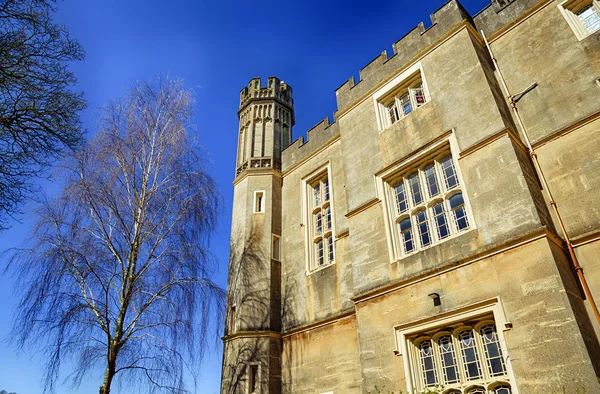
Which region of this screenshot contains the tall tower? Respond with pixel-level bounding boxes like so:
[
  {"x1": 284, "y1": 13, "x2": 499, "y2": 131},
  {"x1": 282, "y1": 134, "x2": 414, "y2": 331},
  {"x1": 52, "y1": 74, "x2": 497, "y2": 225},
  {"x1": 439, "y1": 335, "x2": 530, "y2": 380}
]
[{"x1": 221, "y1": 77, "x2": 294, "y2": 394}]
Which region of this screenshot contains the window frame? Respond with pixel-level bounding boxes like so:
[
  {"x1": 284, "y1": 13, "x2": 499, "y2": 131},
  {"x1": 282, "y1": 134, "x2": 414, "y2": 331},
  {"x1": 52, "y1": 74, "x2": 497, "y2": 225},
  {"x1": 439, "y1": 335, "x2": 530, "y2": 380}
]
[
  {"x1": 253, "y1": 190, "x2": 266, "y2": 213},
  {"x1": 376, "y1": 134, "x2": 474, "y2": 263},
  {"x1": 373, "y1": 62, "x2": 431, "y2": 131},
  {"x1": 246, "y1": 362, "x2": 261, "y2": 394},
  {"x1": 558, "y1": 0, "x2": 600, "y2": 40},
  {"x1": 394, "y1": 298, "x2": 518, "y2": 394},
  {"x1": 302, "y1": 163, "x2": 336, "y2": 273},
  {"x1": 272, "y1": 234, "x2": 281, "y2": 261}
]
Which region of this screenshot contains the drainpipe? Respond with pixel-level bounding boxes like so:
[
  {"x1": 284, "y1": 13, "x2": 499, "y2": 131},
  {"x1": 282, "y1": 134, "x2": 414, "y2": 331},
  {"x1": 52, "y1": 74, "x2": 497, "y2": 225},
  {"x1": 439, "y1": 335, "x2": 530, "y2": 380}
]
[{"x1": 481, "y1": 30, "x2": 600, "y2": 328}]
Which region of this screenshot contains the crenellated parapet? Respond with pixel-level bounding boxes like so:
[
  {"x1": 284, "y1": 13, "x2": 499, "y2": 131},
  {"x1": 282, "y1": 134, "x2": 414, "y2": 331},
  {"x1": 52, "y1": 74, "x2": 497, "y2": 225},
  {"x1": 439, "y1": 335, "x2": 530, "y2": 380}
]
[
  {"x1": 282, "y1": 116, "x2": 339, "y2": 171},
  {"x1": 473, "y1": 0, "x2": 540, "y2": 37},
  {"x1": 239, "y1": 76, "x2": 294, "y2": 113},
  {"x1": 334, "y1": 0, "x2": 472, "y2": 112},
  {"x1": 235, "y1": 77, "x2": 295, "y2": 178},
  {"x1": 256, "y1": 0, "x2": 546, "y2": 175}
]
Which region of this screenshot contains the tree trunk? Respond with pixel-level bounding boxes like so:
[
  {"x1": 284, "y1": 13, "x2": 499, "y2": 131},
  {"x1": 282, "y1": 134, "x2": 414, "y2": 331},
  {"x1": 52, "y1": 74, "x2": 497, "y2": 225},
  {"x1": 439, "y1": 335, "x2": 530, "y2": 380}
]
[{"x1": 99, "y1": 350, "x2": 117, "y2": 394}]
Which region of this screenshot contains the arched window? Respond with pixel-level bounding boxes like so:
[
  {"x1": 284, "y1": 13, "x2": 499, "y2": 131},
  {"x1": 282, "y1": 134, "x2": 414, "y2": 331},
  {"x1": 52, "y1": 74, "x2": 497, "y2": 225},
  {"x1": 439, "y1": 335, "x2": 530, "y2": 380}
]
[
  {"x1": 418, "y1": 339, "x2": 438, "y2": 387},
  {"x1": 480, "y1": 323, "x2": 506, "y2": 376},
  {"x1": 382, "y1": 148, "x2": 472, "y2": 260},
  {"x1": 305, "y1": 169, "x2": 335, "y2": 271},
  {"x1": 405, "y1": 316, "x2": 511, "y2": 393},
  {"x1": 458, "y1": 329, "x2": 482, "y2": 380},
  {"x1": 493, "y1": 384, "x2": 512, "y2": 394},
  {"x1": 449, "y1": 193, "x2": 469, "y2": 232},
  {"x1": 465, "y1": 386, "x2": 486, "y2": 394},
  {"x1": 438, "y1": 334, "x2": 460, "y2": 384},
  {"x1": 399, "y1": 218, "x2": 414, "y2": 254}
]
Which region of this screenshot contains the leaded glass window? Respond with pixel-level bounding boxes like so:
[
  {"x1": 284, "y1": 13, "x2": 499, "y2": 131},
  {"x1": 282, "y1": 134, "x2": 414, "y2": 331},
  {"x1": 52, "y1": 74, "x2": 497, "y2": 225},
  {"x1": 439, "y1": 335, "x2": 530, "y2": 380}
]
[
  {"x1": 408, "y1": 173, "x2": 422, "y2": 205},
  {"x1": 577, "y1": 4, "x2": 600, "y2": 33},
  {"x1": 494, "y1": 385, "x2": 512, "y2": 394},
  {"x1": 399, "y1": 92, "x2": 413, "y2": 117},
  {"x1": 387, "y1": 102, "x2": 400, "y2": 125},
  {"x1": 441, "y1": 155, "x2": 459, "y2": 190},
  {"x1": 316, "y1": 239, "x2": 324, "y2": 266},
  {"x1": 438, "y1": 335, "x2": 460, "y2": 384},
  {"x1": 400, "y1": 218, "x2": 414, "y2": 254},
  {"x1": 450, "y1": 193, "x2": 469, "y2": 232},
  {"x1": 480, "y1": 324, "x2": 506, "y2": 377},
  {"x1": 409, "y1": 319, "x2": 512, "y2": 393},
  {"x1": 377, "y1": 71, "x2": 429, "y2": 129},
  {"x1": 459, "y1": 330, "x2": 482, "y2": 380},
  {"x1": 415, "y1": 210, "x2": 431, "y2": 247},
  {"x1": 432, "y1": 202, "x2": 449, "y2": 240},
  {"x1": 424, "y1": 164, "x2": 439, "y2": 197},
  {"x1": 394, "y1": 182, "x2": 408, "y2": 214},
  {"x1": 308, "y1": 171, "x2": 335, "y2": 271},
  {"x1": 419, "y1": 340, "x2": 438, "y2": 387},
  {"x1": 387, "y1": 151, "x2": 471, "y2": 259}
]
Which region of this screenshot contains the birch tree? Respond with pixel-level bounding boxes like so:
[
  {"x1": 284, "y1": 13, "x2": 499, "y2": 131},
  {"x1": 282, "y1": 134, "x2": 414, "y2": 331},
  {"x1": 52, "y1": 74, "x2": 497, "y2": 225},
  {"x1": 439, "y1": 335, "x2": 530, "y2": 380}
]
[{"x1": 8, "y1": 77, "x2": 222, "y2": 394}]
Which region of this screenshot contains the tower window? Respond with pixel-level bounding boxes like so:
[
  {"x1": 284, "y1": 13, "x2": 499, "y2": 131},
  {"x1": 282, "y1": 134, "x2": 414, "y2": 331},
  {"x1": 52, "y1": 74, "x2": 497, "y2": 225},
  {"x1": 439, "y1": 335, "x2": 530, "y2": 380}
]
[
  {"x1": 304, "y1": 165, "x2": 335, "y2": 272},
  {"x1": 272, "y1": 235, "x2": 280, "y2": 261},
  {"x1": 247, "y1": 363, "x2": 260, "y2": 394},
  {"x1": 254, "y1": 191, "x2": 265, "y2": 213}
]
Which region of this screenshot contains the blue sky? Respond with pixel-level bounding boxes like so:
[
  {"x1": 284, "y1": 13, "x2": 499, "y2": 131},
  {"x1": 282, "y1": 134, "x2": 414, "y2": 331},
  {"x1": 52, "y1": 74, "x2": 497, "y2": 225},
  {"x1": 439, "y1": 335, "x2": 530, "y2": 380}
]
[{"x1": 0, "y1": 0, "x2": 490, "y2": 393}]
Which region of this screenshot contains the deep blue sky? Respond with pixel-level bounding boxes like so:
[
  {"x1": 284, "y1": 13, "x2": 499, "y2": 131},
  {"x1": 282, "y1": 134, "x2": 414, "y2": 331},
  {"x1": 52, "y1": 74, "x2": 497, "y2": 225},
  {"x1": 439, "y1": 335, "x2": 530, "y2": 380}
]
[{"x1": 0, "y1": 0, "x2": 490, "y2": 393}]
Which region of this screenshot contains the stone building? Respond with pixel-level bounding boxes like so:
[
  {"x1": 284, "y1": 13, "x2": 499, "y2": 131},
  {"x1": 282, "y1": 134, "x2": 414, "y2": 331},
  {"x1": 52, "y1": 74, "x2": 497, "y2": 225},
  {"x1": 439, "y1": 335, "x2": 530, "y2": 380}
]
[{"x1": 220, "y1": 0, "x2": 600, "y2": 393}]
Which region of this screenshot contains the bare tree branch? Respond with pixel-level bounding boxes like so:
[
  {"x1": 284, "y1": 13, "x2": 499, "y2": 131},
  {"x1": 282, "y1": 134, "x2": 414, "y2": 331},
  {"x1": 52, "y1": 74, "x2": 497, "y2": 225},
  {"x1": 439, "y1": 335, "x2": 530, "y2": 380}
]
[
  {"x1": 8, "y1": 76, "x2": 223, "y2": 394},
  {"x1": 0, "y1": 0, "x2": 86, "y2": 229}
]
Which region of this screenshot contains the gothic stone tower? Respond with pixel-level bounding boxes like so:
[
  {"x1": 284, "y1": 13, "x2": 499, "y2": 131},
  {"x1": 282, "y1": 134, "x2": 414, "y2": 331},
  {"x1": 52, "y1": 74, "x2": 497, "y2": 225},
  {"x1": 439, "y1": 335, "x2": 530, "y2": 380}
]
[{"x1": 220, "y1": 77, "x2": 294, "y2": 394}]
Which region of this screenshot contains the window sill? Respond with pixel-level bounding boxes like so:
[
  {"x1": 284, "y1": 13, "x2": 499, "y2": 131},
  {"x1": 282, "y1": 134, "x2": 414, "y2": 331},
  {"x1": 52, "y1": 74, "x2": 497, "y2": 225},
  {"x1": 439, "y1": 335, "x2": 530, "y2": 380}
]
[
  {"x1": 307, "y1": 261, "x2": 336, "y2": 276},
  {"x1": 578, "y1": 28, "x2": 600, "y2": 40},
  {"x1": 391, "y1": 227, "x2": 476, "y2": 264},
  {"x1": 379, "y1": 101, "x2": 432, "y2": 133}
]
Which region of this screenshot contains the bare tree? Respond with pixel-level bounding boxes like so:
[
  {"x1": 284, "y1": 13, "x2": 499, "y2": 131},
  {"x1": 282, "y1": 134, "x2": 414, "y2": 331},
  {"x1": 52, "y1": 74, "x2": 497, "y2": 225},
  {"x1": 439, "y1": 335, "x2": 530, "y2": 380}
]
[
  {"x1": 0, "y1": 0, "x2": 86, "y2": 230},
  {"x1": 8, "y1": 77, "x2": 223, "y2": 394}
]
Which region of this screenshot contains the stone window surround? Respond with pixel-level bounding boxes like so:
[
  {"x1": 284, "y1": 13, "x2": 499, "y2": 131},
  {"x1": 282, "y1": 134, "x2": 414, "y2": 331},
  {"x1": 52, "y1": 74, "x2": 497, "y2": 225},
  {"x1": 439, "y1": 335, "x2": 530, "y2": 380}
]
[
  {"x1": 301, "y1": 161, "x2": 337, "y2": 274},
  {"x1": 372, "y1": 61, "x2": 431, "y2": 132},
  {"x1": 393, "y1": 298, "x2": 518, "y2": 394},
  {"x1": 375, "y1": 132, "x2": 475, "y2": 264},
  {"x1": 272, "y1": 234, "x2": 281, "y2": 261},
  {"x1": 558, "y1": 0, "x2": 600, "y2": 40},
  {"x1": 253, "y1": 190, "x2": 266, "y2": 214},
  {"x1": 246, "y1": 361, "x2": 261, "y2": 394}
]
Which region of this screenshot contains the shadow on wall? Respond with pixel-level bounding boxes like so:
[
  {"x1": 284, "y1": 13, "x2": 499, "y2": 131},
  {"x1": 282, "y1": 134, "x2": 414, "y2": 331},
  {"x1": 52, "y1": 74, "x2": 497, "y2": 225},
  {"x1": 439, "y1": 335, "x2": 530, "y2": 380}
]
[{"x1": 222, "y1": 224, "x2": 300, "y2": 394}]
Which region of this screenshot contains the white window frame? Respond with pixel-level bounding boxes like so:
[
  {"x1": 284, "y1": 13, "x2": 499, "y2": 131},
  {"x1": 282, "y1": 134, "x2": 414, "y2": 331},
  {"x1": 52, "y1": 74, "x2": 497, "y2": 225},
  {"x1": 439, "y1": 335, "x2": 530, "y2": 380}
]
[
  {"x1": 253, "y1": 190, "x2": 265, "y2": 213},
  {"x1": 558, "y1": 0, "x2": 600, "y2": 40},
  {"x1": 375, "y1": 133, "x2": 475, "y2": 263},
  {"x1": 394, "y1": 298, "x2": 518, "y2": 394},
  {"x1": 302, "y1": 162, "x2": 336, "y2": 273},
  {"x1": 372, "y1": 62, "x2": 431, "y2": 131}
]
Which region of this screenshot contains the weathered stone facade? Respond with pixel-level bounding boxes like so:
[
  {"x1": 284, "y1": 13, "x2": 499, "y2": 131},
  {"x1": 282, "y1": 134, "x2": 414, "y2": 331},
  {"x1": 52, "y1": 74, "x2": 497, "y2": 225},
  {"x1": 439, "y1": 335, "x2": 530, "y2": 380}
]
[{"x1": 221, "y1": 1, "x2": 600, "y2": 393}]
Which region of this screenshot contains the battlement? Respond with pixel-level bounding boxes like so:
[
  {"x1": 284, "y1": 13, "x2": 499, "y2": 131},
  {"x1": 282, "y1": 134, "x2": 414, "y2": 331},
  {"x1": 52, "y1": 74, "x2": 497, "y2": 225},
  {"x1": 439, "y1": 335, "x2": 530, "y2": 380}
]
[
  {"x1": 282, "y1": 116, "x2": 339, "y2": 171},
  {"x1": 335, "y1": 0, "x2": 472, "y2": 111},
  {"x1": 239, "y1": 76, "x2": 294, "y2": 110},
  {"x1": 267, "y1": 0, "x2": 545, "y2": 171}
]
